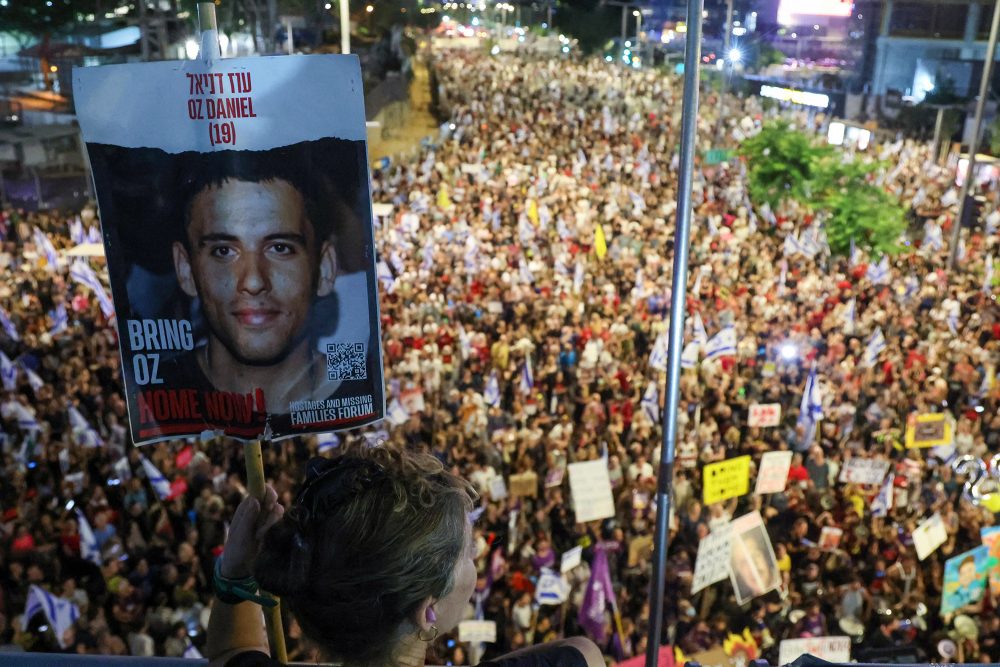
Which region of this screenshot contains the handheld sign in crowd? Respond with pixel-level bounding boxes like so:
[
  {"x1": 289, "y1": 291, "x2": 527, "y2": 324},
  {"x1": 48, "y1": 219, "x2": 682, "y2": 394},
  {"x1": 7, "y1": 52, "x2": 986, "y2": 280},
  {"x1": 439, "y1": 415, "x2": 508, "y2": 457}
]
[
  {"x1": 906, "y1": 413, "x2": 953, "y2": 449},
  {"x1": 747, "y1": 403, "x2": 781, "y2": 428},
  {"x1": 74, "y1": 45, "x2": 384, "y2": 444},
  {"x1": 458, "y1": 620, "x2": 497, "y2": 643},
  {"x1": 568, "y1": 459, "x2": 615, "y2": 523},
  {"x1": 778, "y1": 636, "x2": 852, "y2": 665},
  {"x1": 691, "y1": 523, "x2": 733, "y2": 594},
  {"x1": 913, "y1": 513, "x2": 948, "y2": 561},
  {"x1": 703, "y1": 455, "x2": 751, "y2": 505},
  {"x1": 754, "y1": 450, "x2": 792, "y2": 495},
  {"x1": 560, "y1": 545, "x2": 583, "y2": 573},
  {"x1": 838, "y1": 458, "x2": 890, "y2": 486}
]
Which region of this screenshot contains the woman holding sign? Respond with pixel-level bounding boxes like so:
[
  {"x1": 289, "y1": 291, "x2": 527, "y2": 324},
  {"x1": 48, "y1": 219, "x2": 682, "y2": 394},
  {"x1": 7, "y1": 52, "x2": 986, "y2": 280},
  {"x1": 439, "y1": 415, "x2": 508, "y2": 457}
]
[{"x1": 205, "y1": 443, "x2": 604, "y2": 667}]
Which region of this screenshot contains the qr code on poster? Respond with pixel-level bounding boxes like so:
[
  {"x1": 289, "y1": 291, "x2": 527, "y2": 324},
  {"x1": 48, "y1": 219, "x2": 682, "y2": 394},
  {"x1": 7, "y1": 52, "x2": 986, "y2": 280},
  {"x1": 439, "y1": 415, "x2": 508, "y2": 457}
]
[{"x1": 326, "y1": 343, "x2": 367, "y2": 381}]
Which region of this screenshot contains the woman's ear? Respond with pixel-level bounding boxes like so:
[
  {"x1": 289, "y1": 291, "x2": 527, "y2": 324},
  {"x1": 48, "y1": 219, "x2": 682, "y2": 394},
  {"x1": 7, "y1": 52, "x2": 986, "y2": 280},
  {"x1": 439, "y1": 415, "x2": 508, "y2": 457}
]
[{"x1": 412, "y1": 596, "x2": 438, "y2": 632}]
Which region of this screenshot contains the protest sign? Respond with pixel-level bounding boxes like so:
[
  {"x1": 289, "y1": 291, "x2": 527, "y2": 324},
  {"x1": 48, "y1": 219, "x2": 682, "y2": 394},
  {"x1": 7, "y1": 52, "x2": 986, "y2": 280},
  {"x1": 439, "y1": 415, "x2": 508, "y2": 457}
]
[
  {"x1": 458, "y1": 620, "x2": 497, "y2": 643},
  {"x1": 778, "y1": 636, "x2": 851, "y2": 666},
  {"x1": 818, "y1": 526, "x2": 843, "y2": 551},
  {"x1": 74, "y1": 54, "x2": 384, "y2": 444},
  {"x1": 692, "y1": 523, "x2": 733, "y2": 594},
  {"x1": 535, "y1": 569, "x2": 570, "y2": 605},
  {"x1": 980, "y1": 527, "x2": 1000, "y2": 597},
  {"x1": 509, "y1": 471, "x2": 538, "y2": 498},
  {"x1": 729, "y1": 511, "x2": 781, "y2": 605},
  {"x1": 703, "y1": 455, "x2": 751, "y2": 505},
  {"x1": 489, "y1": 476, "x2": 507, "y2": 501},
  {"x1": 905, "y1": 413, "x2": 953, "y2": 449},
  {"x1": 545, "y1": 466, "x2": 565, "y2": 488},
  {"x1": 941, "y1": 546, "x2": 990, "y2": 615},
  {"x1": 913, "y1": 513, "x2": 948, "y2": 561},
  {"x1": 568, "y1": 459, "x2": 615, "y2": 523},
  {"x1": 838, "y1": 458, "x2": 890, "y2": 486},
  {"x1": 748, "y1": 403, "x2": 781, "y2": 428},
  {"x1": 561, "y1": 545, "x2": 583, "y2": 573},
  {"x1": 755, "y1": 451, "x2": 792, "y2": 495}
]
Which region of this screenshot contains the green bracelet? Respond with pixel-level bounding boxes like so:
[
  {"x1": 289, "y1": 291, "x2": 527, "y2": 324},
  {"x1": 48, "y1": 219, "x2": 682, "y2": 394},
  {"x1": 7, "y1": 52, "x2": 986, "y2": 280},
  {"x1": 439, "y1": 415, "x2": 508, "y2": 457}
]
[{"x1": 213, "y1": 557, "x2": 278, "y2": 608}]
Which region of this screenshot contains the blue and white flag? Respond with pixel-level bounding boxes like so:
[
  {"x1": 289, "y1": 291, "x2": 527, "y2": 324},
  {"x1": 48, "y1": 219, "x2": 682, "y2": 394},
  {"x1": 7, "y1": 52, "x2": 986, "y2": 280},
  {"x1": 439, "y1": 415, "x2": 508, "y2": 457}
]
[
  {"x1": 865, "y1": 256, "x2": 890, "y2": 285},
  {"x1": 573, "y1": 260, "x2": 585, "y2": 294},
  {"x1": 69, "y1": 262, "x2": 114, "y2": 318},
  {"x1": 20, "y1": 363, "x2": 44, "y2": 392},
  {"x1": 0, "y1": 351, "x2": 17, "y2": 391},
  {"x1": 75, "y1": 509, "x2": 102, "y2": 566},
  {"x1": 798, "y1": 227, "x2": 821, "y2": 259},
  {"x1": 385, "y1": 398, "x2": 410, "y2": 427},
  {"x1": 648, "y1": 331, "x2": 668, "y2": 371},
  {"x1": 33, "y1": 228, "x2": 60, "y2": 270},
  {"x1": 484, "y1": 370, "x2": 501, "y2": 407},
  {"x1": 947, "y1": 311, "x2": 959, "y2": 335},
  {"x1": 985, "y1": 255, "x2": 994, "y2": 295},
  {"x1": 519, "y1": 356, "x2": 534, "y2": 396},
  {"x1": 49, "y1": 303, "x2": 69, "y2": 335},
  {"x1": 871, "y1": 474, "x2": 894, "y2": 518},
  {"x1": 704, "y1": 324, "x2": 737, "y2": 361},
  {"x1": 68, "y1": 405, "x2": 103, "y2": 448},
  {"x1": 901, "y1": 274, "x2": 920, "y2": 302},
  {"x1": 376, "y1": 259, "x2": 395, "y2": 294},
  {"x1": 640, "y1": 382, "x2": 659, "y2": 423},
  {"x1": 139, "y1": 454, "x2": 172, "y2": 501},
  {"x1": 863, "y1": 327, "x2": 886, "y2": 367},
  {"x1": 69, "y1": 217, "x2": 85, "y2": 245},
  {"x1": 924, "y1": 222, "x2": 944, "y2": 251},
  {"x1": 535, "y1": 568, "x2": 570, "y2": 605},
  {"x1": 22, "y1": 584, "x2": 80, "y2": 648},
  {"x1": 849, "y1": 237, "x2": 859, "y2": 266},
  {"x1": 519, "y1": 259, "x2": 535, "y2": 285},
  {"x1": 86, "y1": 226, "x2": 102, "y2": 244},
  {"x1": 796, "y1": 364, "x2": 823, "y2": 450},
  {"x1": 681, "y1": 341, "x2": 700, "y2": 369},
  {"x1": 316, "y1": 431, "x2": 341, "y2": 453},
  {"x1": 0, "y1": 307, "x2": 19, "y2": 341},
  {"x1": 760, "y1": 202, "x2": 777, "y2": 226},
  {"x1": 12, "y1": 402, "x2": 40, "y2": 432},
  {"x1": 783, "y1": 233, "x2": 800, "y2": 257},
  {"x1": 628, "y1": 189, "x2": 645, "y2": 213},
  {"x1": 842, "y1": 298, "x2": 856, "y2": 333},
  {"x1": 692, "y1": 312, "x2": 708, "y2": 347}
]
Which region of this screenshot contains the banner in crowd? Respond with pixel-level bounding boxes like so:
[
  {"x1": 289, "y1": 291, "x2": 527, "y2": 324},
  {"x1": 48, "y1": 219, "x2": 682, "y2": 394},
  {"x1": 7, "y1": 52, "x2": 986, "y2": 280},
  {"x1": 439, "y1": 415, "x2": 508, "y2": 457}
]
[
  {"x1": 458, "y1": 620, "x2": 497, "y2": 643},
  {"x1": 754, "y1": 451, "x2": 792, "y2": 495},
  {"x1": 74, "y1": 55, "x2": 384, "y2": 443},
  {"x1": 568, "y1": 459, "x2": 615, "y2": 523},
  {"x1": 729, "y1": 511, "x2": 781, "y2": 605},
  {"x1": 692, "y1": 523, "x2": 733, "y2": 594},
  {"x1": 561, "y1": 545, "x2": 583, "y2": 573},
  {"x1": 980, "y1": 527, "x2": 1000, "y2": 597},
  {"x1": 509, "y1": 471, "x2": 538, "y2": 498},
  {"x1": 941, "y1": 545, "x2": 990, "y2": 615},
  {"x1": 905, "y1": 413, "x2": 953, "y2": 449},
  {"x1": 818, "y1": 526, "x2": 843, "y2": 551},
  {"x1": 703, "y1": 455, "x2": 751, "y2": 505},
  {"x1": 913, "y1": 513, "x2": 948, "y2": 561},
  {"x1": 838, "y1": 458, "x2": 890, "y2": 486},
  {"x1": 748, "y1": 403, "x2": 781, "y2": 428},
  {"x1": 778, "y1": 636, "x2": 851, "y2": 665}
]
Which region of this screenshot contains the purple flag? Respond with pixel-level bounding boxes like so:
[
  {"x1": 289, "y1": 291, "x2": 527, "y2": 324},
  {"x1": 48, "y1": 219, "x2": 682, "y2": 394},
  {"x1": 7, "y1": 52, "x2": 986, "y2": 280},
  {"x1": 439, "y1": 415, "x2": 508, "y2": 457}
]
[{"x1": 578, "y1": 543, "x2": 616, "y2": 644}]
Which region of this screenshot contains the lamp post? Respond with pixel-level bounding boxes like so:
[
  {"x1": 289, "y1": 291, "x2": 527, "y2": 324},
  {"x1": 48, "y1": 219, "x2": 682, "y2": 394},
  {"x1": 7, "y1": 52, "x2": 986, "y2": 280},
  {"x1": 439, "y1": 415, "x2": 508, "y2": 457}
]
[{"x1": 633, "y1": 9, "x2": 642, "y2": 63}]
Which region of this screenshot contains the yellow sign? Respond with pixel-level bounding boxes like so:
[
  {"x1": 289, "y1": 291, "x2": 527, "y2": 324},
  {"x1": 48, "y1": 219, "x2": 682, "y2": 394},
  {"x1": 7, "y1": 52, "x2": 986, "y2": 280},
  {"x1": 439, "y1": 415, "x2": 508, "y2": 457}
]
[
  {"x1": 905, "y1": 413, "x2": 953, "y2": 449},
  {"x1": 703, "y1": 455, "x2": 751, "y2": 505}
]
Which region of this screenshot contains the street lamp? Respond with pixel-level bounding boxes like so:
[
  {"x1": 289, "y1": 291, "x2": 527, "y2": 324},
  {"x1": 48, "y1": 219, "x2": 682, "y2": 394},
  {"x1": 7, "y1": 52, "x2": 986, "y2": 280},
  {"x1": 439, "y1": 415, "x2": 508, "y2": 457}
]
[{"x1": 633, "y1": 9, "x2": 642, "y2": 65}]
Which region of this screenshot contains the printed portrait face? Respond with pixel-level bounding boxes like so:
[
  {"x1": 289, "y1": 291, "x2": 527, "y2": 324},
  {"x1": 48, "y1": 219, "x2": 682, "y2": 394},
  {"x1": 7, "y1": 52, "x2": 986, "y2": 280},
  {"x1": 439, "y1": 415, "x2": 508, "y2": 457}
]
[{"x1": 173, "y1": 178, "x2": 337, "y2": 366}]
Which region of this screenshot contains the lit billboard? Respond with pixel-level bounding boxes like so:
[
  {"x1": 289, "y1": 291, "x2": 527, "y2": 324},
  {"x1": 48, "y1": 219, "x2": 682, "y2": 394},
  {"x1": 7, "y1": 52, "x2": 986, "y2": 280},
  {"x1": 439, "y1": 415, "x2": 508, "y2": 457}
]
[{"x1": 777, "y1": 0, "x2": 853, "y2": 25}]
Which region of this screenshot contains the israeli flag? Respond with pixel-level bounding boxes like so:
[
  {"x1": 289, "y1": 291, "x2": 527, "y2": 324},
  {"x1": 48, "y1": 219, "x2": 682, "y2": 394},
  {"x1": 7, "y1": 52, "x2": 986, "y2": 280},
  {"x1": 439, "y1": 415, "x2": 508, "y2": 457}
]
[
  {"x1": 69, "y1": 217, "x2": 85, "y2": 245},
  {"x1": 386, "y1": 398, "x2": 410, "y2": 427},
  {"x1": 796, "y1": 364, "x2": 823, "y2": 450},
  {"x1": 140, "y1": 454, "x2": 172, "y2": 501},
  {"x1": 0, "y1": 351, "x2": 17, "y2": 391},
  {"x1": 68, "y1": 405, "x2": 103, "y2": 448},
  {"x1": 866, "y1": 256, "x2": 890, "y2": 285},
  {"x1": 924, "y1": 222, "x2": 944, "y2": 251},
  {"x1": 0, "y1": 307, "x2": 19, "y2": 341},
  {"x1": 519, "y1": 356, "x2": 534, "y2": 396},
  {"x1": 535, "y1": 569, "x2": 570, "y2": 605},
  {"x1": 49, "y1": 303, "x2": 69, "y2": 335},
  {"x1": 519, "y1": 259, "x2": 535, "y2": 285},
  {"x1": 641, "y1": 382, "x2": 659, "y2": 423},
  {"x1": 421, "y1": 241, "x2": 434, "y2": 270},
  {"x1": 484, "y1": 370, "x2": 501, "y2": 407},
  {"x1": 113, "y1": 457, "x2": 133, "y2": 482},
  {"x1": 842, "y1": 298, "x2": 856, "y2": 334},
  {"x1": 628, "y1": 189, "x2": 646, "y2": 212},
  {"x1": 69, "y1": 262, "x2": 115, "y2": 318},
  {"x1": 557, "y1": 217, "x2": 573, "y2": 240},
  {"x1": 376, "y1": 259, "x2": 395, "y2": 294},
  {"x1": 783, "y1": 233, "x2": 800, "y2": 257},
  {"x1": 317, "y1": 431, "x2": 340, "y2": 453},
  {"x1": 985, "y1": 255, "x2": 994, "y2": 295},
  {"x1": 704, "y1": 324, "x2": 737, "y2": 360},
  {"x1": 760, "y1": 201, "x2": 777, "y2": 226},
  {"x1": 902, "y1": 274, "x2": 920, "y2": 302},
  {"x1": 19, "y1": 363, "x2": 43, "y2": 392},
  {"x1": 681, "y1": 341, "x2": 700, "y2": 369},
  {"x1": 75, "y1": 509, "x2": 102, "y2": 565},
  {"x1": 573, "y1": 260, "x2": 585, "y2": 294},
  {"x1": 12, "y1": 402, "x2": 40, "y2": 432},
  {"x1": 798, "y1": 228, "x2": 821, "y2": 259},
  {"x1": 849, "y1": 237, "x2": 859, "y2": 266},
  {"x1": 863, "y1": 327, "x2": 886, "y2": 367},
  {"x1": 947, "y1": 311, "x2": 959, "y2": 335},
  {"x1": 33, "y1": 228, "x2": 60, "y2": 270},
  {"x1": 86, "y1": 226, "x2": 102, "y2": 244},
  {"x1": 22, "y1": 585, "x2": 80, "y2": 648},
  {"x1": 871, "y1": 474, "x2": 894, "y2": 517},
  {"x1": 692, "y1": 312, "x2": 708, "y2": 347},
  {"x1": 648, "y1": 331, "x2": 668, "y2": 371}
]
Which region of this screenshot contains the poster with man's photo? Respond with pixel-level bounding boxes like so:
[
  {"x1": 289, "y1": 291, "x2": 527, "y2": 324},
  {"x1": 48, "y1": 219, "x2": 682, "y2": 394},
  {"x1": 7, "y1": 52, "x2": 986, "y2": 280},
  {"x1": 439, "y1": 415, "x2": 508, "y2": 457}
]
[
  {"x1": 728, "y1": 511, "x2": 781, "y2": 605},
  {"x1": 74, "y1": 55, "x2": 384, "y2": 444}
]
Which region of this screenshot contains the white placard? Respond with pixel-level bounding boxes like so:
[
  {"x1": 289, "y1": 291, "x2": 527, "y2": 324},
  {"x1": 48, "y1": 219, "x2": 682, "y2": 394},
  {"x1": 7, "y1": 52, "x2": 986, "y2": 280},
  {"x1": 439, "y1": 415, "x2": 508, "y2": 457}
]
[
  {"x1": 371, "y1": 202, "x2": 394, "y2": 218},
  {"x1": 535, "y1": 569, "x2": 570, "y2": 605},
  {"x1": 561, "y1": 545, "x2": 583, "y2": 573},
  {"x1": 568, "y1": 459, "x2": 615, "y2": 523},
  {"x1": 778, "y1": 636, "x2": 851, "y2": 666},
  {"x1": 489, "y1": 476, "x2": 508, "y2": 501},
  {"x1": 838, "y1": 458, "x2": 890, "y2": 486},
  {"x1": 458, "y1": 619, "x2": 497, "y2": 643},
  {"x1": 755, "y1": 451, "x2": 793, "y2": 495},
  {"x1": 691, "y1": 523, "x2": 733, "y2": 594},
  {"x1": 913, "y1": 512, "x2": 948, "y2": 561},
  {"x1": 748, "y1": 403, "x2": 782, "y2": 428}
]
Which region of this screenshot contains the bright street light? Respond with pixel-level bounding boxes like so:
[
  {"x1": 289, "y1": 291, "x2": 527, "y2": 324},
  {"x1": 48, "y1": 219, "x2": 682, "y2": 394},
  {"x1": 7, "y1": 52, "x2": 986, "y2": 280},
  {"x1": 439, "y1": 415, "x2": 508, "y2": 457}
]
[{"x1": 727, "y1": 47, "x2": 742, "y2": 63}]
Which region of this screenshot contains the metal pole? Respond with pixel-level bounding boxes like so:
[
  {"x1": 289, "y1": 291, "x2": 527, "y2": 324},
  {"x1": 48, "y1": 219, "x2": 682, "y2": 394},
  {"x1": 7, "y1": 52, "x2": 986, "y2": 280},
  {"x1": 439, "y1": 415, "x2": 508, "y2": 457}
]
[
  {"x1": 621, "y1": 4, "x2": 627, "y2": 58},
  {"x1": 340, "y1": 0, "x2": 351, "y2": 54},
  {"x1": 932, "y1": 106, "x2": 945, "y2": 165},
  {"x1": 645, "y1": 0, "x2": 702, "y2": 663},
  {"x1": 951, "y1": 0, "x2": 1000, "y2": 268},
  {"x1": 713, "y1": 0, "x2": 734, "y2": 143}
]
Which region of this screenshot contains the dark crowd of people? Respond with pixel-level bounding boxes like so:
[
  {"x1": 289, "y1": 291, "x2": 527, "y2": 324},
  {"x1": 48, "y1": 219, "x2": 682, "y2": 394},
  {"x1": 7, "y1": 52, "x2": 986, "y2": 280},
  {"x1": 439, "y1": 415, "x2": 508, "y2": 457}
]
[{"x1": 1, "y1": 46, "x2": 999, "y2": 666}]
